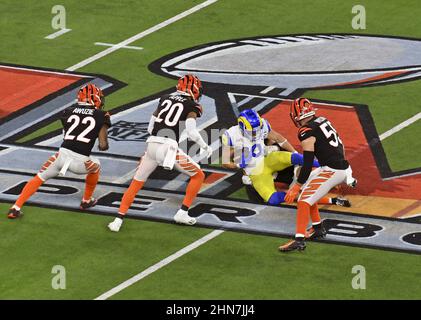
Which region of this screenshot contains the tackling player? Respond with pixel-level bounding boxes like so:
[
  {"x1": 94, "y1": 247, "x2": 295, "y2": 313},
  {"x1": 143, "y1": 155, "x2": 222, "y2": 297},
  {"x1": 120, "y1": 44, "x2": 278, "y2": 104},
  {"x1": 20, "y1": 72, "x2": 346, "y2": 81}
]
[
  {"x1": 108, "y1": 74, "x2": 212, "y2": 232},
  {"x1": 7, "y1": 83, "x2": 111, "y2": 219},
  {"x1": 279, "y1": 98, "x2": 357, "y2": 252}
]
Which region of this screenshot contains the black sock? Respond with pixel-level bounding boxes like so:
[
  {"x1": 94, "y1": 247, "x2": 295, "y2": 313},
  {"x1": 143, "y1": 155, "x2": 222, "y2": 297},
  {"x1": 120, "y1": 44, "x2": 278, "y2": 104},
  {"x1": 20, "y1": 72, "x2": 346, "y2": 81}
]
[
  {"x1": 117, "y1": 214, "x2": 125, "y2": 220},
  {"x1": 331, "y1": 197, "x2": 338, "y2": 205},
  {"x1": 181, "y1": 204, "x2": 189, "y2": 211},
  {"x1": 295, "y1": 235, "x2": 305, "y2": 241}
]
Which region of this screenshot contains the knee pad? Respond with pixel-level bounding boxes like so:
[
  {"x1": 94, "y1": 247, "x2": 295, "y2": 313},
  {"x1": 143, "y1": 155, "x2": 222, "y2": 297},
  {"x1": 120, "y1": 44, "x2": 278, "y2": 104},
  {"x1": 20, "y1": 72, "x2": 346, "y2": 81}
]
[{"x1": 267, "y1": 191, "x2": 286, "y2": 206}]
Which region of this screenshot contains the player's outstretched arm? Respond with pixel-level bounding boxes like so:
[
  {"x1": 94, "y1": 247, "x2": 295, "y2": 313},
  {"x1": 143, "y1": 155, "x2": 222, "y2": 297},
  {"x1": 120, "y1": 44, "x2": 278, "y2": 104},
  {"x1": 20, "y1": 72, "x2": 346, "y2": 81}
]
[
  {"x1": 185, "y1": 112, "x2": 212, "y2": 158},
  {"x1": 98, "y1": 125, "x2": 109, "y2": 151},
  {"x1": 267, "y1": 130, "x2": 296, "y2": 153}
]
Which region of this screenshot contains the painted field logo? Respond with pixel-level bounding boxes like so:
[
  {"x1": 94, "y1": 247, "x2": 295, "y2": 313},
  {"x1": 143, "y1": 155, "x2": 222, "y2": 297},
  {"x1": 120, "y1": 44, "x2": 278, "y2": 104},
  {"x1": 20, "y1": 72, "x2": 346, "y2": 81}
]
[
  {"x1": 108, "y1": 120, "x2": 149, "y2": 142},
  {"x1": 151, "y1": 34, "x2": 421, "y2": 96},
  {"x1": 1, "y1": 34, "x2": 421, "y2": 254}
]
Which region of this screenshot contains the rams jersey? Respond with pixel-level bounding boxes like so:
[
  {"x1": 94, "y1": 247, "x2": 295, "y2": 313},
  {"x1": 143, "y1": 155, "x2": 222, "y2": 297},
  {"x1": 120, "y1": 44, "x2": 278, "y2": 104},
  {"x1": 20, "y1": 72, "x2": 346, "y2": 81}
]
[
  {"x1": 298, "y1": 116, "x2": 349, "y2": 169},
  {"x1": 151, "y1": 93, "x2": 203, "y2": 142},
  {"x1": 61, "y1": 104, "x2": 111, "y2": 156},
  {"x1": 222, "y1": 119, "x2": 271, "y2": 175}
]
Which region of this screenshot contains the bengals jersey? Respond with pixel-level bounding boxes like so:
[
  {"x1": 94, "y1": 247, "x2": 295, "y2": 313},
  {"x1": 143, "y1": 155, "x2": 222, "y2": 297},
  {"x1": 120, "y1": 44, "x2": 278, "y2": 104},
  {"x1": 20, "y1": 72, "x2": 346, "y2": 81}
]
[
  {"x1": 60, "y1": 104, "x2": 111, "y2": 156},
  {"x1": 298, "y1": 116, "x2": 349, "y2": 170},
  {"x1": 151, "y1": 93, "x2": 203, "y2": 142}
]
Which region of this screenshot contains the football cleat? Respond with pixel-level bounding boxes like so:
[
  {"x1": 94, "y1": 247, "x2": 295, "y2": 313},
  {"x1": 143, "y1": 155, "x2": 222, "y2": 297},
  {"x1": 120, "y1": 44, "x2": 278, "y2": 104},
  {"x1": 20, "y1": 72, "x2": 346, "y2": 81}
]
[
  {"x1": 305, "y1": 223, "x2": 327, "y2": 240},
  {"x1": 333, "y1": 197, "x2": 351, "y2": 207},
  {"x1": 174, "y1": 209, "x2": 197, "y2": 225},
  {"x1": 80, "y1": 198, "x2": 98, "y2": 210},
  {"x1": 108, "y1": 218, "x2": 123, "y2": 232},
  {"x1": 7, "y1": 208, "x2": 23, "y2": 219},
  {"x1": 278, "y1": 238, "x2": 306, "y2": 252}
]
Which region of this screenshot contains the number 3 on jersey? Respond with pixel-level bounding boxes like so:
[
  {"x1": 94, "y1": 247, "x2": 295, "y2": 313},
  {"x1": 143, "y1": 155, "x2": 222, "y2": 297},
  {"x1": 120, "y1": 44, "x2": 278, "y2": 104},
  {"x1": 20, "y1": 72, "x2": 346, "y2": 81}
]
[
  {"x1": 320, "y1": 121, "x2": 342, "y2": 147},
  {"x1": 155, "y1": 100, "x2": 184, "y2": 127}
]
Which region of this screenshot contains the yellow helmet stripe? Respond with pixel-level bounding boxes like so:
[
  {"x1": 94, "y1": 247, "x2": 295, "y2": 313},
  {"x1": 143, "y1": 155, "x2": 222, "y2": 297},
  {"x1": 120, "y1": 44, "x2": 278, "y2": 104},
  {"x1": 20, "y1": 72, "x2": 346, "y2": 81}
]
[{"x1": 238, "y1": 116, "x2": 253, "y2": 131}]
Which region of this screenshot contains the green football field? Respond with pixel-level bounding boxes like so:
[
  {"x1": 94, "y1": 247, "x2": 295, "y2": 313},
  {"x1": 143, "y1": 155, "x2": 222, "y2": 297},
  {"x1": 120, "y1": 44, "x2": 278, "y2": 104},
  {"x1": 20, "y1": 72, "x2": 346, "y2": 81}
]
[{"x1": 0, "y1": 0, "x2": 421, "y2": 300}]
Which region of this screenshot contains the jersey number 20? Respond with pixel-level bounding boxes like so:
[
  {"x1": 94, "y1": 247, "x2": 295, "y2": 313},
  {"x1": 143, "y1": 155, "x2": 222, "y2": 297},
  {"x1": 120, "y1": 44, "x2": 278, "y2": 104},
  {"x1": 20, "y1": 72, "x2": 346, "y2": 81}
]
[{"x1": 155, "y1": 100, "x2": 184, "y2": 127}]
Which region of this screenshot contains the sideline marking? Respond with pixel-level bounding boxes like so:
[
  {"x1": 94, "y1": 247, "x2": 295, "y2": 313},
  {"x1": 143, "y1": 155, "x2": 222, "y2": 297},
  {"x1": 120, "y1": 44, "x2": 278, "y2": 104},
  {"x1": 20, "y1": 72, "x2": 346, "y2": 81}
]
[
  {"x1": 45, "y1": 28, "x2": 72, "y2": 40},
  {"x1": 94, "y1": 229, "x2": 224, "y2": 300},
  {"x1": 66, "y1": 0, "x2": 219, "y2": 71},
  {"x1": 94, "y1": 42, "x2": 144, "y2": 51}
]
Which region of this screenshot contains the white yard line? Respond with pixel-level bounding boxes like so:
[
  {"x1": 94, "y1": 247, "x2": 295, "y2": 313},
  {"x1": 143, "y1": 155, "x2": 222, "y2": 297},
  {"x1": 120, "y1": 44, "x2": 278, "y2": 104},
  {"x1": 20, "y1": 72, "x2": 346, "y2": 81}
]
[
  {"x1": 379, "y1": 112, "x2": 421, "y2": 141},
  {"x1": 66, "y1": 0, "x2": 219, "y2": 71},
  {"x1": 94, "y1": 42, "x2": 144, "y2": 51},
  {"x1": 94, "y1": 229, "x2": 224, "y2": 300}
]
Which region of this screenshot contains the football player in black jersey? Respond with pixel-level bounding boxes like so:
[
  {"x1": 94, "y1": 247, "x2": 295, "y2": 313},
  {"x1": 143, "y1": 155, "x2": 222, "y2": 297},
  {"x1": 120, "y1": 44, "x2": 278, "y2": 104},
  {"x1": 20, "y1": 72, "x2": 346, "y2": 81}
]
[
  {"x1": 279, "y1": 98, "x2": 357, "y2": 252},
  {"x1": 108, "y1": 74, "x2": 212, "y2": 232},
  {"x1": 7, "y1": 83, "x2": 111, "y2": 219}
]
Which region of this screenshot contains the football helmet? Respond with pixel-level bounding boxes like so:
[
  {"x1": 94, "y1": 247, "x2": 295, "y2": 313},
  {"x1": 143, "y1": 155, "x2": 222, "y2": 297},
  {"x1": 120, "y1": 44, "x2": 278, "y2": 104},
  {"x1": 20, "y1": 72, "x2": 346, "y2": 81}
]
[
  {"x1": 77, "y1": 83, "x2": 104, "y2": 109},
  {"x1": 176, "y1": 74, "x2": 203, "y2": 102},
  {"x1": 290, "y1": 98, "x2": 316, "y2": 127},
  {"x1": 238, "y1": 109, "x2": 263, "y2": 140}
]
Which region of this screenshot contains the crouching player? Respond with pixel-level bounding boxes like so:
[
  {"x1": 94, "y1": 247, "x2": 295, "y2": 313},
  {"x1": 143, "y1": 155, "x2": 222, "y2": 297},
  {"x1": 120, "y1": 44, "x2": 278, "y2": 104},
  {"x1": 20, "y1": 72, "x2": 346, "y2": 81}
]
[
  {"x1": 7, "y1": 83, "x2": 110, "y2": 218},
  {"x1": 222, "y1": 109, "x2": 306, "y2": 206},
  {"x1": 108, "y1": 74, "x2": 212, "y2": 232},
  {"x1": 279, "y1": 98, "x2": 357, "y2": 252}
]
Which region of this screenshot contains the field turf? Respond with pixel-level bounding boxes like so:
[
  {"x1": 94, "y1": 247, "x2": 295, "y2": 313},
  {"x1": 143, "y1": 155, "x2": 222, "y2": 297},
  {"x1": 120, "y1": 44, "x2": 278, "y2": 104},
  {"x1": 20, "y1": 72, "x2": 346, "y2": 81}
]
[{"x1": 0, "y1": 0, "x2": 420, "y2": 299}]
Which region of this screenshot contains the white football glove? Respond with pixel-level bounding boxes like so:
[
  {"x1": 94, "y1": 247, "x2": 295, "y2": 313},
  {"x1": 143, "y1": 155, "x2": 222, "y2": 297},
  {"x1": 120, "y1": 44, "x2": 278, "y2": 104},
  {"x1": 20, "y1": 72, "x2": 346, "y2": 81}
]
[
  {"x1": 242, "y1": 175, "x2": 252, "y2": 185},
  {"x1": 200, "y1": 145, "x2": 213, "y2": 158}
]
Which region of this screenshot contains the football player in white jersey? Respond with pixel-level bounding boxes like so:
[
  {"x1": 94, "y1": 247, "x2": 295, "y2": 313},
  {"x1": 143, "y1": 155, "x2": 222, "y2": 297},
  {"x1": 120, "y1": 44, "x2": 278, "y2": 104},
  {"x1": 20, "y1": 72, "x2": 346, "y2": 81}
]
[{"x1": 221, "y1": 109, "x2": 298, "y2": 206}]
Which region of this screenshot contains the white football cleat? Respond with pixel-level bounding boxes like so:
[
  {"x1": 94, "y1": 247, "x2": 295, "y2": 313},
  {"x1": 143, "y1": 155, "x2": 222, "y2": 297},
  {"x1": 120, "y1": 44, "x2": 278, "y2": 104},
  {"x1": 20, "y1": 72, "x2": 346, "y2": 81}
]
[
  {"x1": 174, "y1": 209, "x2": 196, "y2": 225},
  {"x1": 108, "y1": 217, "x2": 123, "y2": 232}
]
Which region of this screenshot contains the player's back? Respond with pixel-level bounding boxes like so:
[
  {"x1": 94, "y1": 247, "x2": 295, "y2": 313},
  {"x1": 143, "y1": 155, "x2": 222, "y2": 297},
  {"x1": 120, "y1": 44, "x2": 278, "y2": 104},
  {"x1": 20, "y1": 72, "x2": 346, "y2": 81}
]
[
  {"x1": 298, "y1": 116, "x2": 348, "y2": 169},
  {"x1": 61, "y1": 104, "x2": 111, "y2": 156},
  {"x1": 151, "y1": 93, "x2": 203, "y2": 142}
]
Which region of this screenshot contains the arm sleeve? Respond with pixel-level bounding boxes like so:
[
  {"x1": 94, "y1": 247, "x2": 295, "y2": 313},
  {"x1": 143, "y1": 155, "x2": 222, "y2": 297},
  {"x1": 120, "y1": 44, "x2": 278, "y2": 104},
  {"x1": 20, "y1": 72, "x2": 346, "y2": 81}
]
[
  {"x1": 291, "y1": 152, "x2": 320, "y2": 167},
  {"x1": 297, "y1": 151, "x2": 315, "y2": 185},
  {"x1": 147, "y1": 115, "x2": 157, "y2": 135},
  {"x1": 185, "y1": 117, "x2": 207, "y2": 149}
]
